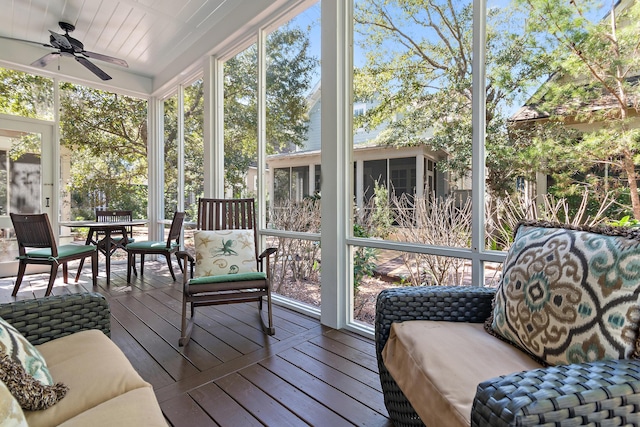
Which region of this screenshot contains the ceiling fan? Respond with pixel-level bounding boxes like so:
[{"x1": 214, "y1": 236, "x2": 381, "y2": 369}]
[{"x1": 0, "y1": 21, "x2": 128, "y2": 81}]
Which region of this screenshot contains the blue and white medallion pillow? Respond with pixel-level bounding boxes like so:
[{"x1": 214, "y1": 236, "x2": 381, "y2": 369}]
[
  {"x1": 194, "y1": 229, "x2": 258, "y2": 277},
  {"x1": 489, "y1": 221, "x2": 640, "y2": 366}
]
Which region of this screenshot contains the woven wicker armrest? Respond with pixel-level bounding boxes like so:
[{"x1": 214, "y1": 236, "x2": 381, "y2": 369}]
[
  {"x1": 375, "y1": 285, "x2": 496, "y2": 427},
  {"x1": 375, "y1": 285, "x2": 496, "y2": 354},
  {"x1": 472, "y1": 359, "x2": 640, "y2": 427},
  {"x1": 0, "y1": 292, "x2": 110, "y2": 345}
]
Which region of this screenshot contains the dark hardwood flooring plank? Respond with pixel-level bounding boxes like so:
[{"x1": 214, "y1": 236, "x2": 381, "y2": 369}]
[
  {"x1": 154, "y1": 325, "x2": 325, "y2": 403},
  {"x1": 310, "y1": 334, "x2": 379, "y2": 372},
  {"x1": 233, "y1": 300, "x2": 314, "y2": 335},
  {"x1": 190, "y1": 381, "x2": 265, "y2": 427},
  {"x1": 294, "y1": 340, "x2": 383, "y2": 392},
  {"x1": 240, "y1": 362, "x2": 353, "y2": 427},
  {"x1": 116, "y1": 293, "x2": 222, "y2": 371},
  {"x1": 109, "y1": 316, "x2": 175, "y2": 390},
  {"x1": 110, "y1": 298, "x2": 201, "y2": 381},
  {"x1": 137, "y1": 291, "x2": 245, "y2": 362},
  {"x1": 278, "y1": 347, "x2": 387, "y2": 415},
  {"x1": 161, "y1": 394, "x2": 219, "y2": 427},
  {"x1": 215, "y1": 372, "x2": 308, "y2": 426},
  {"x1": 148, "y1": 289, "x2": 262, "y2": 355},
  {"x1": 261, "y1": 355, "x2": 390, "y2": 427},
  {"x1": 325, "y1": 328, "x2": 377, "y2": 354}
]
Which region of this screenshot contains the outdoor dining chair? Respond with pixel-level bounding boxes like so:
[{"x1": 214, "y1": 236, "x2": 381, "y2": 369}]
[
  {"x1": 178, "y1": 198, "x2": 277, "y2": 346},
  {"x1": 10, "y1": 213, "x2": 98, "y2": 296},
  {"x1": 75, "y1": 209, "x2": 137, "y2": 281},
  {"x1": 126, "y1": 211, "x2": 185, "y2": 283},
  {"x1": 94, "y1": 210, "x2": 136, "y2": 256}
]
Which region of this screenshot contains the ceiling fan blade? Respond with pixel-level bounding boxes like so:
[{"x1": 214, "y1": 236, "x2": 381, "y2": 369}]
[
  {"x1": 31, "y1": 52, "x2": 60, "y2": 67},
  {"x1": 48, "y1": 30, "x2": 72, "y2": 49},
  {"x1": 75, "y1": 56, "x2": 112, "y2": 81},
  {"x1": 0, "y1": 34, "x2": 52, "y2": 48},
  {"x1": 82, "y1": 51, "x2": 128, "y2": 68}
]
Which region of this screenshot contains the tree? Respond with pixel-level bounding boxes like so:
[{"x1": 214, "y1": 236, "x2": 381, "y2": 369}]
[
  {"x1": 223, "y1": 24, "x2": 318, "y2": 196},
  {"x1": 515, "y1": 0, "x2": 640, "y2": 219},
  {"x1": 353, "y1": 0, "x2": 553, "y2": 196},
  {"x1": 59, "y1": 83, "x2": 148, "y2": 218}
]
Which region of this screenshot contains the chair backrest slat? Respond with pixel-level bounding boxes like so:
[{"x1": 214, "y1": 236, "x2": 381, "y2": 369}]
[
  {"x1": 95, "y1": 210, "x2": 134, "y2": 237},
  {"x1": 166, "y1": 212, "x2": 186, "y2": 247},
  {"x1": 10, "y1": 213, "x2": 58, "y2": 257},
  {"x1": 197, "y1": 198, "x2": 258, "y2": 259}
]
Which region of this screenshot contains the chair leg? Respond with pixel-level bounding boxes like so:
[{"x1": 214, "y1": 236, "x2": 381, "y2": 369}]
[
  {"x1": 140, "y1": 254, "x2": 145, "y2": 276},
  {"x1": 127, "y1": 252, "x2": 134, "y2": 283},
  {"x1": 260, "y1": 288, "x2": 275, "y2": 336},
  {"x1": 12, "y1": 261, "x2": 27, "y2": 296},
  {"x1": 91, "y1": 252, "x2": 98, "y2": 287},
  {"x1": 45, "y1": 264, "x2": 59, "y2": 296},
  {"x1": 62, "y1": 263, "x2": 69, "y2": 283},
  {"x1": 75, "y1": 258, "x2": 86, "y2": 282},
  {"x1": 175, "y1": 254, "x2": 184, "y2": 274},
  {"x1": 165, "y1": 253, "x2": 176, "y2": 281},
  {"x1": 179, "y1": 295, "x2": 194, "y2": 346}
]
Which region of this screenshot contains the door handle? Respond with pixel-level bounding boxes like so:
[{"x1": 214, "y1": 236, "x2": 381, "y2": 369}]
[{"x1": 46, "y1": 197, "x2": 50, "y2": 207}]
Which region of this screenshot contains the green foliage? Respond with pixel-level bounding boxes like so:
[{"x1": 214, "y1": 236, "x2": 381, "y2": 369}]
[
  {"x1": 370, "y1": 181, "x2": 393, "y2": 239},
  {"x1": 0, "y1": 68, "x2": 54, "y2": 120},
  {"x1": 223, "y1": 24, "x2": 318, "y2": 195},
  {"x1": 609, "y1": 215, "x2": 640, "y2": 228},
  {"x1": 353, "y1": 0, "x2": 553, "y2": 197},
  {"x1": 353, "y1": 224, "x2": 378, "y2": 294},
  {"x1": 58, "y1": 83, "x2": 148, "y2": 218},
  {"x1": 514, "y1": 0, "x2": 640, "y2": 219}
]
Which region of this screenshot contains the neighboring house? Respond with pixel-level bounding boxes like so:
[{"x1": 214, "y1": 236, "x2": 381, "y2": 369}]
[
  {"x1": 509, "y1": 73, "x2": 640, "y2": 201},
  {"x1": 508, "y1": 0, "x2": 640, "y2": 204},
  {"x1": 266, "y1": 82, "x2": 457, "y2": 210}
]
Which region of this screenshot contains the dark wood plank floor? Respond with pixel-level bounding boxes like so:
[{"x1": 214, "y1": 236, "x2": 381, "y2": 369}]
[{"x1": 0, "y1": 258, "x2": 392, "y2": 427}]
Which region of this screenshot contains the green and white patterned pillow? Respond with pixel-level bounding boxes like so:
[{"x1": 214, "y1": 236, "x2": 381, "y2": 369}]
[
  {"x1": 0, "y1": 379, "x2": 27, "y2": 426},
  {"x1": 0, "y1": 317, "x2": 52, "y2": 385},
  {"x1": 488, "y1": 221, "x2": 640, "y2": 366},
  {"x1": 194, "y1": 229, "x2": 258, "y2": 277}
]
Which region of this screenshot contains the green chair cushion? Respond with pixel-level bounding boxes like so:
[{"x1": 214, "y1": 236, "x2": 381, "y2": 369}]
[
  {"x1": 190, "y1": 272, "x2": 267, "y2": 285},
  {"x1": 23, "y1": 245, "x2": 95, "y2": 260},
  {"x1": 126, "y1": 241, "x2": 178, "y2": 250}
]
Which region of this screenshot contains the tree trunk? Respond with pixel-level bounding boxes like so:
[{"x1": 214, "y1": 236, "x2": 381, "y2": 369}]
[{"x1": 623, "y1": 149, "x2": 640, "y2": 220}]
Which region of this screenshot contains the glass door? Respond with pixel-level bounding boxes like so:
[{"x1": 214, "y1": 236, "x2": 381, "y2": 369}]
[{"x1": 0, "y1": 115, "x2": 54, "y2": 277}]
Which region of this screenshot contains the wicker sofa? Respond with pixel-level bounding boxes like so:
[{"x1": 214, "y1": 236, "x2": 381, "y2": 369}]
[
  {"x1": 0, "y1": 293, "x2": 167, "y2": 427},
  {"x1": 376, "y1": 286, "x2": 640, "y2": 427}
]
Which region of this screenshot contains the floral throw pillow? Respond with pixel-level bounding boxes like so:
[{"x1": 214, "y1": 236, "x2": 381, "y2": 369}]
[
  {"x1": 194, "y1": 229, "x2": 258, "y2": 277},
  {"x1": 488, "y1": 221, "x2": 640, "y2": 366},
  {"x1": 0, "y1": 317, "x2": 53, "y2": 385}
]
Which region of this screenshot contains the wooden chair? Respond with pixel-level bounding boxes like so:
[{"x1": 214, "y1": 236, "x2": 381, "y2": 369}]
[
  {"x1": 94, "y1": 210, "x2": 136, "y2": 255},
  {"x1": 126, "y1": 211, "x2": 185, "y2": 283},
  {"x1": 75, "y1": 209, "x2": 136, "y2": 281},
  {"x1": 10, "y1": 213, "x2": 97, "y2": 296},
  {"x1": 178, "y1": 198, "x2": 277, "y2": 346}
]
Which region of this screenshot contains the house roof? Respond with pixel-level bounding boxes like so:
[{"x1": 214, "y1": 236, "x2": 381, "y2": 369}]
[{"x1": 510, "y1": 75, "x2": 640, "y2": 123}]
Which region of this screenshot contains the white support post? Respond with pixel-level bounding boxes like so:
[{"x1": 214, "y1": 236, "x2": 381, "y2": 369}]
[
  {"x1": 204, "y1": 55, "x2": 225, "y2": 198},
  {"x1": 148, "y1": 96, "x2": 164, "y2": 241},
  {"x1": 471, "y1": 0, "x2": 487, "y2": 286},
  {"x1": 257, "y1": 30, "x2": 267, "y2": 233},
  {"x1": 320, "y1": 0, "x2": 352, "y2": 329}
]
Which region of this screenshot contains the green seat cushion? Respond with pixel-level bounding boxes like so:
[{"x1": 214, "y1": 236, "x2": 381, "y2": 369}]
[
  {"x1": 126, "y1": 241, "x2": 177, "y2": 250},
  {"x1": 23, "y1": 244, "x2": 95, "y2": 260},
  {"x1": 190, "y1": 271, "x2": 267, "y2": 285}
]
